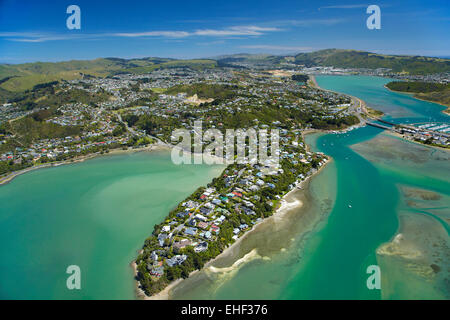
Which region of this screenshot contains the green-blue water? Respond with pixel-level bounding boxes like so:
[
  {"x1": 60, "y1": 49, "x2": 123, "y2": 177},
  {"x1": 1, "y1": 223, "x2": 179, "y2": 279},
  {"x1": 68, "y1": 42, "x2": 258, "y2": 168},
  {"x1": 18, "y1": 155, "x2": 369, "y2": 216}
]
[
  {"x1": 0, "y1": 151, "x2": 224, "y2": 299},
  {"x1": 170, "y1": 76, "x2": 449, "y2": 300},
  {"x1": 280, "y1": 75, "x2": 450, "y2": 299},
  {"x1": 1, "y1": 76, "x2": 449, "y2": 300}
]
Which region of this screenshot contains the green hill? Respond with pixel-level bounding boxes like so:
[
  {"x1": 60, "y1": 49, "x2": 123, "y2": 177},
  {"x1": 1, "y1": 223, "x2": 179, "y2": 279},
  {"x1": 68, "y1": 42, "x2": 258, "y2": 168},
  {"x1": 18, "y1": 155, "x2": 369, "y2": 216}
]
[
  {"x1": 1, "y1": 49, "x2": 448, "y2": 93},
  {"x1": 0, "y1": 58, "x2": 217, "y2": 92},
  {"x1": 386, "y1": 81, "x2": 450, "y2": 110},
  {"x1": 294, "y1": 49, "x2": 450, "y2": 75}
]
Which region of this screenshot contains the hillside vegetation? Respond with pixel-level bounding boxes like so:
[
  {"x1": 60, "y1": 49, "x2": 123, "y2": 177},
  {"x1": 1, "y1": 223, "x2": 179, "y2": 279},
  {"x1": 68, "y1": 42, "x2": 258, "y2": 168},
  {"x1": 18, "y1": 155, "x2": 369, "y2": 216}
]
[
  {"x1": 386, "y1": 81, "x2": 450, "y2": 109},
  {"x1": 1, "y1": 49, "x2": 448, "y2": 93},
  {"x1": 294, "y1": 49, "x2": 450, "y2": 75},
  {"x1": 0, "y1": 58, "x2": 218, "y2": 92},
  {"x1": 165, "y1": 83, "x2": 237, "y2": 100},
  {"x1": 386, "y1": 81, "x2": 449, "y2": 93}
]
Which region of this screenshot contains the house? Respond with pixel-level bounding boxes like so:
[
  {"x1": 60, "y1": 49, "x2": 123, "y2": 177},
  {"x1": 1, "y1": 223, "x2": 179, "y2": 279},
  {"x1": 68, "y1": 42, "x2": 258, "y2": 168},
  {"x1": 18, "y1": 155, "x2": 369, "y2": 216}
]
[
  {"x1": 214, "y1": 215, "x2": 226, "y2": 225},
  {"x1": 197, "y1": 221, "x2": 209, "y2": 229},
  {"x1": 184, "y1": 227, "x2": 197, "y2": 236},
  {"x1": 173, "y1": 239, "x2": 192, "y2": 250},
  {"x1": 242, "y1": 206, "x2": 256, "y2": 215},
  {"x1": 166, "y1": 254, "x2": 187, "y2": 267},
  {"x1": 177, "y1": 211, "x2": 189, "y2": 218},
  {"x1": 194, "y1": 242, "x2": 208, "y2": 253},
  {"x1": 199, "y1": 207, "x2": 212, "y2": 216},
  {"x1": 162, "y1": 225, "x2": 170, "y2": 233},
  {"x1": 210, "y1": 225, "x2": 220, "y2": 234},
  {"x1": 150, "y1": 251, "x2": 158, "y2": 262},
  {"x1": 150, "y1": 266, "x2": 164, "y2": 277},
  {"x1": 233, "y1": 228, "x2": 240, "y2": 235},
  {"x1": 204, "y1": 202, "x2": 215, "y2": 209},
  {"x1": 183, "y1": 200, "x2": 199, "y2": 208},
  {"x1": 204, "y1": 231, "x2": 212, "y2": 239},
  {"x1": 256, "y1": 179, "x2": 265, "y2": 186},
  {"x1": 194, "y1": 214, "x2": 207, "y2": 222},
  {"x1": 157, "y1": 233, "x2": 169, "y2": 246}
]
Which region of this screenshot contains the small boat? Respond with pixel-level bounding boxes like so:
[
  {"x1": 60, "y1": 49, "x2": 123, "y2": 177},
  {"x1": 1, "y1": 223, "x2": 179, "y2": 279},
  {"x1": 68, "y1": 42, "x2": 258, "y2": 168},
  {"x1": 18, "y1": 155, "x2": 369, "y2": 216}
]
[{"x1": 348, "y1": 204, "x2": 352, "y2": 208}]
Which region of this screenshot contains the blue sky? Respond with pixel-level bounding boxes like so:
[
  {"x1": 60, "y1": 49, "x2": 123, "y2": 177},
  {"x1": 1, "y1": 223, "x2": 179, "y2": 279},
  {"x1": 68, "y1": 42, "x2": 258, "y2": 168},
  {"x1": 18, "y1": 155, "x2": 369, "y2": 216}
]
[{"x1": 0, "y1": 0, "x2": 449, "y2": 63}]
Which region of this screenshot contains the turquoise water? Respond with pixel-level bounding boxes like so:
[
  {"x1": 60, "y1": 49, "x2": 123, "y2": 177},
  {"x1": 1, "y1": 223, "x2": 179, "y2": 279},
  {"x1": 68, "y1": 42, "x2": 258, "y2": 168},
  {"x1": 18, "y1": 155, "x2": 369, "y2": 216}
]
[
  {"x1": 316, "y1": 75, "x2": 449, "y2": 124},
  {"x1": 0, "y1": 151, "x2": 223, "y2": 299},
  {"x1": 1, "y1": 76, "x2": 448, "y2": 300},
  {"x1": 280, "y1": 75, "x2": 449, "y2": 299},
  {"x1": 281, "y1": 76, "x2": 449, "y2": 299},
  {"x1": 170, "y1": 75, "x2": 449, "y2": 300}
]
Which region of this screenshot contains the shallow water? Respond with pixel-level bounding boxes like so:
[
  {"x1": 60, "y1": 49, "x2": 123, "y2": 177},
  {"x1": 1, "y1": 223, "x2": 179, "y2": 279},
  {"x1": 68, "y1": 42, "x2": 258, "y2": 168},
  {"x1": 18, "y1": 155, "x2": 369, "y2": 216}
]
[
  {"x1": 0, "y1": 151, "x2": 224, "y2": 299},
  {"x1": 171, "y1": 75, "x2": 449, "y2": 300},
  {"x1": 1, "y1": 75, "x2": 448, "y2": 300}
]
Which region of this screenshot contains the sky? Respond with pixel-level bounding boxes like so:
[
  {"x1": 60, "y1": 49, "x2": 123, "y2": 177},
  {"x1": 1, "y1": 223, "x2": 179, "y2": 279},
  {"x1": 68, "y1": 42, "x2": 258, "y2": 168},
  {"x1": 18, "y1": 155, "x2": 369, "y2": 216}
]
[{"x1": 0, "y1": 0, "x2": 449, "y2": 63}]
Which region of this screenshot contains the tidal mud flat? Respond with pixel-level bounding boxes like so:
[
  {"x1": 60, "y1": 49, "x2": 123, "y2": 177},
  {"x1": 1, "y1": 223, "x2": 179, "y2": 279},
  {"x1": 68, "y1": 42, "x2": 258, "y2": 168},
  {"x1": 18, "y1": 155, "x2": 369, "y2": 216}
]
[
  {"x1": 377, "y1": 209, "x2": 449, "y2": 299},
  {"x1": 166, "y1": 160, "x2": 336, "y2": 299},
  {"x1": 350, "y1": 131, "x2": 450, "y2": 299}
]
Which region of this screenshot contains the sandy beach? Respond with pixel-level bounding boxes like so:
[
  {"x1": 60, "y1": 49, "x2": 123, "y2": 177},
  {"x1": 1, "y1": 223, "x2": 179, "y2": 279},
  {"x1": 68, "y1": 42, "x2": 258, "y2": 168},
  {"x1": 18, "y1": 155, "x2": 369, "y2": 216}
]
[
  {"x1": 135, "y1": 76, "x2": 357, "y2": 300},
  {"x1": 135, "y1": 155, "x2": 331, "y2": 300}
]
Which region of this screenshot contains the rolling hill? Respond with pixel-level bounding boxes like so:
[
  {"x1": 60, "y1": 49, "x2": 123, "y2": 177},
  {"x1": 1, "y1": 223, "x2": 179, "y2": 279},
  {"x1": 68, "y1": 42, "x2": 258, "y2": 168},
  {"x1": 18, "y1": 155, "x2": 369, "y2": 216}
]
[
  {"x1": 386, "y1": 81, "x2": 450, "y2": 111},
  {"x1": 294, "y1": 49, "x2": 450, "y2": 75},
  {"x1": 0, "y1": 58, "x2": 218, "y2": 92},
  {"x1": 1, "y1": 49, "x2": 449, "y2": 93}
]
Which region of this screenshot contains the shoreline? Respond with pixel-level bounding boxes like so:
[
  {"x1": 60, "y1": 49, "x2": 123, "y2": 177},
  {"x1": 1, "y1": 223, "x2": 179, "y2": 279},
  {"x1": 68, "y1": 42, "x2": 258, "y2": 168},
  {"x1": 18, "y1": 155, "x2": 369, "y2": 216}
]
[
  {"x1": 384, "y1": 129, "x2": 450, "y2": 150},
  {"x1": 383, "y1": 84, "x2": 450, "y2": 116},
  {"x1": 309, "y1": 75, "x2": 371, "y2": 122},
  {"x1": 134, "y1": 153, "x2": 332, "y2": 300},
  {"x1": 0, "y1": 143, "x2": 172, "y2": 186}
]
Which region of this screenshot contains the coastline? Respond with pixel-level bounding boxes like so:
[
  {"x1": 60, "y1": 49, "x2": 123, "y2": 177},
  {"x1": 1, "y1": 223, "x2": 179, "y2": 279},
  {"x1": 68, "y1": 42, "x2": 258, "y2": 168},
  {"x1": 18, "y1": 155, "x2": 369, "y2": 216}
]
[
  {"x1": 383, "y1": 84, "x2": 450, "y2": 116},
  {"x1": 383, "y1": 129, "x2": 450, "y2": 150},
  {"x1": 0, "y1": 143, "x2": 171, "y2": 186},
  {"x1": 309, "y1": 74, "x2": 371, "y2": 122},
  {"x1": 134, "y1": 154, "x2": 332, "y2": 300}
]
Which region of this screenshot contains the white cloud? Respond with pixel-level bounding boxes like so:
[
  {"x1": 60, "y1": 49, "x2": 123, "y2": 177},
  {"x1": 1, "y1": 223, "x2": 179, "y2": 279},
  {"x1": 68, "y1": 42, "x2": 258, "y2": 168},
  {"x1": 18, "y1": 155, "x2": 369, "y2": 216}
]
[
  {"x1": 112, "y1": 31, "x2": 190, "y2": 38},
  {"x1": 273, "y1": 18, "x2": 346, "y2": 27},
  {"x1": 194, "y1": 26, "x2": 280, "y2": 36},
  {"x1": 0, "y1": 25, "x2": 281, "y2": 43}
]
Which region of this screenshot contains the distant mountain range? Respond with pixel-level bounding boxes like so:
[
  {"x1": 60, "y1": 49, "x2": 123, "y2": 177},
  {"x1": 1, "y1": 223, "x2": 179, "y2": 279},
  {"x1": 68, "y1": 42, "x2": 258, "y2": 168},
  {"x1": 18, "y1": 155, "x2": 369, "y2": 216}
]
[{"x1": 1, "y1": 49, "x2": 449, "y2": 92}]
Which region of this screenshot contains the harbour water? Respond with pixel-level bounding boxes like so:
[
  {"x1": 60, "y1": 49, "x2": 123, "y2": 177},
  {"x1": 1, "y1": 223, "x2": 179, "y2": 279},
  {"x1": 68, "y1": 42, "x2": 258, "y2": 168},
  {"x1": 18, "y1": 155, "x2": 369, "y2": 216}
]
[
  {"x1": 170, "y1": 75, "x2": 449, "y2": 299},
  {"x1": 0, "y1": 76, "x2": 448, "y2": 299},
  {"x1": 0, "y1": 150, "x2": 224, "y2": 299}
]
